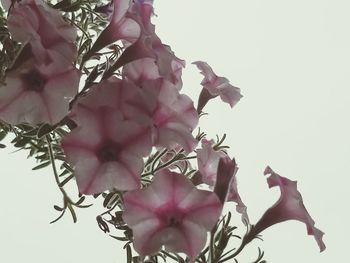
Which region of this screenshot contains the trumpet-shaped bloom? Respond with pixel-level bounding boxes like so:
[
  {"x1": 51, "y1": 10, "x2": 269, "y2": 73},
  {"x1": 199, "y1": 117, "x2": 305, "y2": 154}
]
[
  {"x1": 197, "y1": 139, "x2": 249, "y2": 224},
  {"x1": 247, "y1": 166, "x2": 326, "y2": 252},
  {"x1": 123, "y1": 169, "x2": 222, "y2": 261},
  {"x1": 62, "y1": 105, "x2": 152, "y2": 194},
  {"x1": 112, "y1": 0, "x2": 183, "y2": 83},
  {"x1": 0, "y1": 54, "x2": 79, "y2": 125},
  {"x1": 84, "y1": 0, "x2": 140, "y2": 61},
  {"x1": 193, "y1": 61, "x2": 242, "y2": 113},
  {"x1": 61, "y1": 80, "x2": 153, "y2": 194},
  {"x1": 7, "y1": 0, "x2": 77, "y2": 63}
]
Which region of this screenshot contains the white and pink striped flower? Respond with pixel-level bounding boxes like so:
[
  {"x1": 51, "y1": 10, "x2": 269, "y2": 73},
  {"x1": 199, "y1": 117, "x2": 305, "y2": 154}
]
[
  {"x1": 197, "y1": 139, "x2": 249, "y2": 224},
  {"x1": 61, "y1": 79, "x2": 152, "y2": 194},
  {"x1": 136, "y1": 78, "x2": 199, "y2": 152},
  {"x1": 0, "y1": 53, "x2": 79, "y2": 125},
  {"x1": 193, "y1": 61, "x2": 242, "y2": 113},
  {"x1": 246, "y1": 166, "x2": 326, "y2": 252},
  {"x1": 6, "y1": 0, "x2": 77, "y2": 63},
  {"x1": 123, "y1": 169, "x2": 222, "y2": 261}
]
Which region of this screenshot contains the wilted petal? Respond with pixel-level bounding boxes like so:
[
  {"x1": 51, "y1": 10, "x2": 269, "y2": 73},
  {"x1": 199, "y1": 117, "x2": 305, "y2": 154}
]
[
  {"x1": 193, "y1": 61, "x2": 242, "y2": 112},
  {"x1": 197, "y1": 139, "x2": 225, "y2": 185},
  {"x1": 247, "y1": 166, "x2": 326, "y2": 252},
  {"x1": 197, "y1": 139, "x2": 249, "y2": 224},
  {"x1": 226, "y1": 171, "x2": 250, "y2": 225},
  {"x1": 214, "y1": 156, "x2": 236, "y2": 204}
]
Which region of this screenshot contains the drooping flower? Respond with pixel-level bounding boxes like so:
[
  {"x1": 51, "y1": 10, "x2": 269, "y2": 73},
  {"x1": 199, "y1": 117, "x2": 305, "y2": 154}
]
[
  {"x1": 193, "y1": 61, "x2": 242, "y2": 113},
  {"x1": 106, "y1": 0, "x2": 183, "y2": 82},
  {"x1": 122, "y1": 169, "x2": 222, "y2": 261},
  {"x1": 83, "y1": 0, "x2": 141, "y2": 62},
  {"x1": 6, "y1": 0, "x2": 77, "y2": 63},
  {"x1": 246, "y1": 166, "x2": 326, "y2": 252},
  {"x1": 61, "y1": 78, "x2": 153, "y2": 194},
  {"x1": 0, "y1": 53, "x2": 79, "y2": 125},
  {"x1": 197, "y1": 139, "x2": 249, "y2": 224}
]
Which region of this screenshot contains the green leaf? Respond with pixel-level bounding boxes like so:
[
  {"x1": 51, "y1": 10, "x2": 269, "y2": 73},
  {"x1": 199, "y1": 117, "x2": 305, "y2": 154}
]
[
  {"x1": 85, "y1": 64, "x2": 100, "y2": 84},
  {"x1": 22, "y1": 128, "x2": 38, "y2": 137},
  {"x1": 75, "y1": 196, "x2": 85, "y2": 205},
  {"x1": 37, "y1": 123, "x2": 53, "y2": 138},
  {"x1": 78, "y1": 38, "x2": 92, "y2": 57},
  {"x1": 126, "y1": 244, "x2": 132, "y2": 263},
  {"x1": 103, "y1": 192, "x2": 119, "y2": 208},
  {"x1": 67, "y1": 203, "x2": 77, "y2": 223},
  {"x1": 96, "y1": 216, "x2": 109, "y2": 233},
  {"x1": 54, "y1": 205, "x2": 64, "y2": 211},
  {"x1": 13, "y1": 137, "x2": 31, "y2": 147},
  {"x1": 0, "y1": 130, "x2": 7, "y2": 141},
  {"x1": 61, "y1": 0, "x2": 83, "y2": 12},
  {"x1": 53, "y1": 0, "x2": 72, "y2": 9},
  {"x1": 110, "y1": 235, "x2": 129, "y2": 242},
  {"x1": 32, "y1": 161, "x2": 51, "y2": 170}
]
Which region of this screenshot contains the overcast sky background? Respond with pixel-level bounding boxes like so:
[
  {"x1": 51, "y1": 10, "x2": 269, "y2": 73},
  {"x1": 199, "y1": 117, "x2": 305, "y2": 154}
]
[{"x1": 1, "y1": 0, "x2": 349, "y2": 262}]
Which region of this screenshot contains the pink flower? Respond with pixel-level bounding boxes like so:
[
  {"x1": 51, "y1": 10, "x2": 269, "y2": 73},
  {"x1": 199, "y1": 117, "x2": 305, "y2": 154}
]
[
  {"x1": 140, "y1": 79, "x2": 199, "y2": 152},
  {"x1": 61, "y1": 80, "x2": 152, "y2": 194},
  {"x1": 123, "y1": 57, "x2": 185, "y2": 90},
  {"x1": 193, "y1": 61, "x2": 242, "y2": 113},
  {"x1": 107, "y1": 0, "x2": 183, "y2": 82},
  {"x1": 0, "y1": 53, "x2": 79, "y2": 125},
  {"x1": 7, "y1": 0, "x2": 77, "y2": 63},
  {"x1": 246, "y1": 166, "x2": 326, "y2": 252},
  {"x1": 84, "y1": 0, "x2": 140, "y2": 61},
  {"x1": 197, "y1": 139, "x2": 249, "y2": 224},
  {"x1": 197, "y1": 139, "x2": 226, "y2": 185},
  {"x1": 122, "y1": 169, "x2": 222, "y2": 261}
]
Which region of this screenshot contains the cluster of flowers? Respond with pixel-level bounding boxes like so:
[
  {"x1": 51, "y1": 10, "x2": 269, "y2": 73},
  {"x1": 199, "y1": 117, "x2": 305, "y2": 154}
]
[{"x1": 0, "y1": 0, "x2": 325, "y2": 262}]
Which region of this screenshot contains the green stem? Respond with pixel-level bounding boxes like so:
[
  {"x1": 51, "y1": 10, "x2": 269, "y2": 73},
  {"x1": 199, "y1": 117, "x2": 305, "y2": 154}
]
[{"x1": 46, "y1": 135, "x2": 73, "y2": 204}]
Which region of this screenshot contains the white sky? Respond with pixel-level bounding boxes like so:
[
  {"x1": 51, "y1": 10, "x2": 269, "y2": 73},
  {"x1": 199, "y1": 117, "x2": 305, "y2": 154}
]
[{"x1": 1, "y1": 0, "x2": 349, "y2": 262}]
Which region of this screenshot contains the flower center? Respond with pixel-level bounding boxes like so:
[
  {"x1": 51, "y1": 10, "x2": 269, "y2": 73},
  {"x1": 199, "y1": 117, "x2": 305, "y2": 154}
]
[
  {"x1": 97, "y1": 142, "x2": 121, "y2": 162},
  {"x1": 22, "y1": 69, "x2": 47, "y2": 92},
  {"x1": 168, "y1": 216, "x2": 181, "y2": 227}
]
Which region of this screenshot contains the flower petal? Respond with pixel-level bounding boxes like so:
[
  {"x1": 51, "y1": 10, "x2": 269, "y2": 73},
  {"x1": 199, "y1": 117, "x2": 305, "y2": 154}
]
[
  {"x1": 248, "y1": 166, "x2": 326, "y2": 252},
  {"x1": 193, "y1": 61, "x2": 242, "y2": 112},
  {"x1": 123, "y1": 170, "x2": 222, "y2": 260}
]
